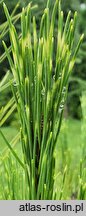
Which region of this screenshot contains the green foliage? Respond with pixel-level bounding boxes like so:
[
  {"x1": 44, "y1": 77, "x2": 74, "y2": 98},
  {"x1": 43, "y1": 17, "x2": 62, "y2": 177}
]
[
  {"x1": 0, "y1": 117, "x2": 86, "y2": 199},
  {"x1": 0, "y1": 0, "x2": 83, "y2": 199},
  {"x1": 0, "y1": 1, "x2": 37, "y2": 125},
  {"x1": 0, "y1": 155, "x2": 25, "y2": 199},
  {"x1": 62, "y1": 0, "x2": 86, "y2": 118},
  {"x1": 0, "y1": 0, "x2": 86, "y2": 121}
]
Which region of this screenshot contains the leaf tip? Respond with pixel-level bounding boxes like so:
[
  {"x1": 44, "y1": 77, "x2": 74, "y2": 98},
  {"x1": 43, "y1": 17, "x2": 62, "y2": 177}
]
[{"x1": 80, "y1": 33, "x2": 84, "y2": 41}]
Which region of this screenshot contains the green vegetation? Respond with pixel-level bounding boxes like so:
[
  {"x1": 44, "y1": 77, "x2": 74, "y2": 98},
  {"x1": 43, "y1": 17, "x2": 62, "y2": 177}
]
[
  {"x1": 0, "y1": 0, "x2": 86, "y2": 200},
  {"x1": 0, "y1": 126, "x2": 18, "y2": 151},
  {"x1": 0, "y1": 116, "x2": 86, "y2": 199}
]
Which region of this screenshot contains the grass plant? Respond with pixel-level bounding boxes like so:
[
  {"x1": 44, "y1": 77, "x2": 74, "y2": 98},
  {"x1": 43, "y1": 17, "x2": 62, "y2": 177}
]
[
  {"x1": 0, "y1": 0, "x2": 83, "y2": 199},
  {"x1": 0, "y1": 118, "x2": 85, "y2": 199}
]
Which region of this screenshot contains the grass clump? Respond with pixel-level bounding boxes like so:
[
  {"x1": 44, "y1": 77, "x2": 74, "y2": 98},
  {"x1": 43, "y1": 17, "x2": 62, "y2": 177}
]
[{"x1": 0, "y1": 0, "x2": 83, "y2": 199}]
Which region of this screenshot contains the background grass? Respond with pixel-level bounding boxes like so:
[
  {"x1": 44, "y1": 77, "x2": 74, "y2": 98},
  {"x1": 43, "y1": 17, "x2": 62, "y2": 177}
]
[{"x1": 0, "y1": 126, "x2": 18, "y2": 151}]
